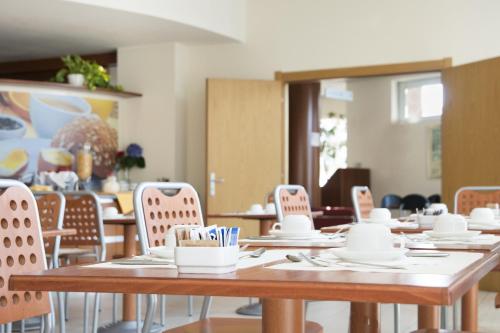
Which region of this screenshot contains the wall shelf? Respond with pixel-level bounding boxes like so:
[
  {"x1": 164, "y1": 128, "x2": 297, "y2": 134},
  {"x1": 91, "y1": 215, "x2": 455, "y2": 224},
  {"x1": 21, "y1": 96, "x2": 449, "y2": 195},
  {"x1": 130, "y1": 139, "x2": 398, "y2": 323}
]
[{"x1": 0, "y1": 78, "x2": 141, "y2": 100}]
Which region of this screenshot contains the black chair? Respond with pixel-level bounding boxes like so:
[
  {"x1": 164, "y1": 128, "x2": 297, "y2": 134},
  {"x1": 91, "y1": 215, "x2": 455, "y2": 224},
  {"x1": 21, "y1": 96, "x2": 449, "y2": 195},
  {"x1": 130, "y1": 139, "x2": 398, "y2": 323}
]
[
  {"x1": 427, "y1": 194, "x2": 441, "y2": 204},
  {"x1": 400, "y1": 194, "x2": 429, "y2": 213},
  {"x1": 380, "y1": 194, "x2": 402, "y2": 209}
]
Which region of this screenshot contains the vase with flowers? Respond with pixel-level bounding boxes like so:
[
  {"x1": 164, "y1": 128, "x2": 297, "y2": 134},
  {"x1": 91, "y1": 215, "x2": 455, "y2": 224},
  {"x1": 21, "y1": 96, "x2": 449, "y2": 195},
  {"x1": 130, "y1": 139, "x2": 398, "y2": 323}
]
[{"x1": 116, "y1": 143, "x2": 146, "y2": 190}]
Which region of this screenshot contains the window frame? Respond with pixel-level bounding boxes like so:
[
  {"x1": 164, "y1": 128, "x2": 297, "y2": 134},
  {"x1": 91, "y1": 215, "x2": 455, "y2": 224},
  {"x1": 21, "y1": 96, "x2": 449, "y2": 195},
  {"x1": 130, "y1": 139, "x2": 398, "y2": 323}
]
[{"x1": 397, "y1": 76, "x2": 443, "y2": 122}]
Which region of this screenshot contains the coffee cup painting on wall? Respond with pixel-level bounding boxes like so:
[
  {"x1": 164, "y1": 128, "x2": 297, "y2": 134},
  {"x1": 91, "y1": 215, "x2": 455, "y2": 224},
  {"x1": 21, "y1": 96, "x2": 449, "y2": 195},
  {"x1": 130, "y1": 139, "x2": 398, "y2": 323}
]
[{"x1": 0, "y1": 91, "x2": 118, "y2": 181}]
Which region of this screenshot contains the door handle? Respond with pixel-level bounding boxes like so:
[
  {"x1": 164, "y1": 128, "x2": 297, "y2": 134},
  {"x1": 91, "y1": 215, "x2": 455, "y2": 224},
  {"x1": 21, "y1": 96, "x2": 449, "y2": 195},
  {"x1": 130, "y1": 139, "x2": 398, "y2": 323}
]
[{"x1": 209, "y1": 172, "x2": 224, "y2": 196}]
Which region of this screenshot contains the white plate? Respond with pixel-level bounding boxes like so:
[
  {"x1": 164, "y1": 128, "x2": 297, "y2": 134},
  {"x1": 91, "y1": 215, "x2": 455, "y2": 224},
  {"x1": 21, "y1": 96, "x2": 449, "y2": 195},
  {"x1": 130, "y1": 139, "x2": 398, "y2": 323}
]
[
  {"x1": 149, "y1": 246, "x2": 174, "y2": 259},
  {"x1": 423, "y1": 230, "x2": 481, "y2": 239},
  {"x1": 268, "y1": 229, "x2": 321, "y2": 240},
  {"x1": 361, "y1": 218, "x2": 399, "y2": 224},
  {"x1": 326, "y1": 247, "x2": 408, "y2": 262}
]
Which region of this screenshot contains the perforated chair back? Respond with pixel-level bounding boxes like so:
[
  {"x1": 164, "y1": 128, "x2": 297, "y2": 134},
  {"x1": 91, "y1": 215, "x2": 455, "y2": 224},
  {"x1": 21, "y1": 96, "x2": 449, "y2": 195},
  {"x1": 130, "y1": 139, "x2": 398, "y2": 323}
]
[
  {"x1": 274, "y1": 185, "x2": 313, "y2": 224},
  {"x1": 134, "y1": 182, "x2": 204, "y2": 253},
  {"x1": 35, "y1": 191, "x2": 65, "y2": 258},
  {"x1": 380, "y1": 194, "x2": 402, "y2": 209},
  {"x1": 454, "y1": 186, "x2": 500, "y2": 215},
  {"x1": 61, "y1": 191, "x2": 105, "y2": 253},
  {"x1": 351, "y1": 186, "x2": 374, "y2": 222},
  {"x1": 0, "y1": 180, "x2": 51, "y2": 324}
]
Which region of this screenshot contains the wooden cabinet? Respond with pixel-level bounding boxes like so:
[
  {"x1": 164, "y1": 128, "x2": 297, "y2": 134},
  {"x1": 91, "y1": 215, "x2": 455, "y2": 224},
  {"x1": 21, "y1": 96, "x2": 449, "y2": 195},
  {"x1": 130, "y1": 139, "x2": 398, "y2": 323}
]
[{"x1": 321, "y1": 168, "x2": 370, "y2": 207}]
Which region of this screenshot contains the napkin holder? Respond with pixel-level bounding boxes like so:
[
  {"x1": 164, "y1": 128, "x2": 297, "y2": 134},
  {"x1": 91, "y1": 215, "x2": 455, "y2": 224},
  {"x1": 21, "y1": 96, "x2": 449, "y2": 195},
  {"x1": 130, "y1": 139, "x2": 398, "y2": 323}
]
[{"x1": 174, "y1": 246, "x2": 239, "y2": 274}]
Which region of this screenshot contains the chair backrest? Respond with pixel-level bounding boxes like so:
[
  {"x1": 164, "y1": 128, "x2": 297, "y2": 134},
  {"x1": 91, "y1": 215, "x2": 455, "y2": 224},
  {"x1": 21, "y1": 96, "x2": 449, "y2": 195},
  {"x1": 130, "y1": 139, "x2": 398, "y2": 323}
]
[
  {"x1": 427, "y1": 194, "x2": 441, "y2": 204},
  {"x1": 35, "y1": 192, "x2": 65, "y2": 259},
  {"x1": 274, "y1": 185, "x2": 313, "y2": 223},
  {"x1": 351, "y1": 186, "x2": 374, "y2": 222},
  {"x1": 0, "y1": 179, "x2": 51, "y2": 324},
  {"x1": 61, "y1": 191, "x2": 105, "y2": 251},
  {"x1": 454, "y1": 186, "x2": 500, "y2": 215},
  {"x1": 134, "y1": 182, "x2": 204, "y2": 254},
  {"x1": 400, "y1": 194, "x2": 429, "y2": 212},
  {"x1": 380, "y1": 194, "x2": 402, "y2": 209}
]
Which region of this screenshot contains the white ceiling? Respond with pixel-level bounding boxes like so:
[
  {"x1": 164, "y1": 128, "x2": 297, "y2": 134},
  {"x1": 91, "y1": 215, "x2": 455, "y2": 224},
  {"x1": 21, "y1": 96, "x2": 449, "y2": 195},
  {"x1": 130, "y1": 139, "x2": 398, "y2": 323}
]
[{"x1": 0, "y1": 0, "x2": 238, "y2": 62}]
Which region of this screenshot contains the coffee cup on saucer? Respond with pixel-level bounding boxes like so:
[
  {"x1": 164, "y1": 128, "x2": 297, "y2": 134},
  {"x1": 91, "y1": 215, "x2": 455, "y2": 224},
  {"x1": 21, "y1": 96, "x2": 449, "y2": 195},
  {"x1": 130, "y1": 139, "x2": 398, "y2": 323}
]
[
  {"x1": 271, "y1": 215, "x2": 311, "y2": 233},
  {"x1": 486, "y1": 203, "x2": 500, "y2": 217},
  {"x1": 433, "y1": 214, "x2": 467, "y2": 233},
  {"x1": 365, "y1": 208, "x2": 392, "y2": 223},
  {"x1": 469, "y1": 207, "x2": 496, "y2": 225},
  {"x1": 265, "y1": 203, "x2": 276, "y2": 214},
  {"x1": 103, "y1": 206, "x2": 119, "y2": 218},
  {"x1": 247, "y1": 203, "x2": 265, "y2": 214}
]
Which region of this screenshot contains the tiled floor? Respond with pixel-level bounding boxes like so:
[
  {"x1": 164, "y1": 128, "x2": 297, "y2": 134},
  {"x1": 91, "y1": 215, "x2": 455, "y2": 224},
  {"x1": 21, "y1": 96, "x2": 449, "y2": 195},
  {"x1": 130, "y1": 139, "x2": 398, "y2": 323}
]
[{"x1": 58, "y1": 291, "x2": 500, "y2": 332}]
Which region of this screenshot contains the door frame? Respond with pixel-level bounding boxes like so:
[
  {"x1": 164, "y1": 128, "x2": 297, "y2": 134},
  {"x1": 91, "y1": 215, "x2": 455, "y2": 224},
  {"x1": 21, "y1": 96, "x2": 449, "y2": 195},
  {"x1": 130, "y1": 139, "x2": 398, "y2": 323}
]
[
  {"x1": 275, "y1": 58, "x2": 452, "y2": 83},
  {"x1": 274, "y1": 57, "x2": 452, "y2": 202}
]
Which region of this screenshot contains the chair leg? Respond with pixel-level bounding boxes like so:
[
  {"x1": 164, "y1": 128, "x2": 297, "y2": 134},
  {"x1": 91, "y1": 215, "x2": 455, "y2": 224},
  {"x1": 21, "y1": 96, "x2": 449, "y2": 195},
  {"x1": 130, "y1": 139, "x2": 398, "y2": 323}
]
[
  {"x1": 5, "y1": 323, "x2": 12, "y2": 333},
  {"x1": 160, "y1": 295, "x2": 166, "y2": 326},
  {"x1": 136, "y1": 294, "x2": 141, "y2": 333},
  {"x1": 199, "y1": 296, "x2": 212, "y2": 320},
  {"x1": 19, "y1": 320, "x2": 25, "y2": 333},
  {"x1": 440, "y1": 306, "x2": 448, "y2": 329},
  {"x1": 64, "y1": 257, "x2": 70, "y2": 322},
  {"x1": 393, "y1": 304, "x2": 400, "y2": 333},
  {"x1": 83, "y1": 293, "x2": 89, "y2": 333},
  {"x1": 187, "y1": 296, "x2": 193, "y2": 317},
  {"x1": 57, "y1": 292, "x2": 66, "y2": 333},
  {"x1": 453, "y1": 301, "x2": 460, "y2": 330},
  {"x1": 112, "y1": 294, "x2": 117, "y2": 323},
  {"x1": 142, "y1": 295, "x2": 157, "y2": 333},
  {"x1": 91, "y1": 293, "x2": 101, "y2": 333},
  {"x1": 43, "y1": 313, "x2": 53, "y2": 333}
]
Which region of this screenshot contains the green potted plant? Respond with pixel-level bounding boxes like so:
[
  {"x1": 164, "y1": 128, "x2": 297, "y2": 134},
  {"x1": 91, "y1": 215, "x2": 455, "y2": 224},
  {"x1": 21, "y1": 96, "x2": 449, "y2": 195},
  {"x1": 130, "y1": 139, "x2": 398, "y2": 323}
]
[{"x1": 52, "y1": 55, "x2": 123, "y2": 91}]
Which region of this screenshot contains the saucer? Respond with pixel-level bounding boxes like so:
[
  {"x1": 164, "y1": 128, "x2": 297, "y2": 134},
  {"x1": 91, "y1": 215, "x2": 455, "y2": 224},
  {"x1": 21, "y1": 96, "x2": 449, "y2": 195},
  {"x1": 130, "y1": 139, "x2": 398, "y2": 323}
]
[
  {"x1": 466, "y1": 218, "x2": 499, "y2": 226},
  {"x1": 327, "y1": 247, "x2": 408, "y2": 262},
  {"x1": 268, "y1": 229, "x2": 321, "y2": 240},
  {"x1": 149, "y1": 246, "x2": 175, "y2": 259},
  {"x1": 423, "y1": 230, "x2": 481, "y2": 239}
]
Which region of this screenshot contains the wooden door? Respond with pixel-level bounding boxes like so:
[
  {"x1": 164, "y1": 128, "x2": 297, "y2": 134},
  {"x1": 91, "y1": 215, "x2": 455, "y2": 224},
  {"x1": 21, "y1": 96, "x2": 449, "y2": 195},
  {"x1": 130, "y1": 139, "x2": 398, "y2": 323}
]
[
  {"x1": 206, "y1": 79, "x2": 284, "y2": 236},
  {"x1": 442, "y1": 56, "x2": 500, "y2": 207}
]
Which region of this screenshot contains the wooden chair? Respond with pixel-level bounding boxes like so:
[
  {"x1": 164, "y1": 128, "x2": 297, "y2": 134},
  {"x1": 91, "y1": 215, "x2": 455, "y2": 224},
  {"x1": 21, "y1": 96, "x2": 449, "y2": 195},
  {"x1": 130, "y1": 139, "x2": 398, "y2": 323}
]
[
  {"x1": 133, "y1": 182, "x2": 324, "y2": 333},
  {"x1": 35, "y1": 192, "x2": 66, "y2": 333},
  {"x1": 0, "y1": 179, "x2": 53, "y2": 333},
  {"x1": 351, "y1": 186, "x2": 374, "y2": 222},
  {"x1": 61, "y1": 192, "x2": 106, "y2": 333},
  {"x1": 454, "y1": 186, "x2": 500, "y2": 215},
  {"x1": 274, "y1": 184, "x2": 313, "y2": 223}
]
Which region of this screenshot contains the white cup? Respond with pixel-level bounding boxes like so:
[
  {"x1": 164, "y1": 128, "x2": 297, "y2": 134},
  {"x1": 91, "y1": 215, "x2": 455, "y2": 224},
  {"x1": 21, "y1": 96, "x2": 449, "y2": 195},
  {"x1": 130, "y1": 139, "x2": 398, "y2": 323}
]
[
  {"x1": 272, "y1": 215, "x2": 311, "y2": 233},
  {"x1": 103, "y1": 207, "x2": 118, "y2": 217},
  {"x1": 485, "y1": 203, "x2": 500, "y2": 217},
  {"x1": 248, "y1": 203, "x2": 265, "y2": 214},
  {"x1": 470, "y1": 207, "x2": 495, "y2": 223},
  {"x1": 346, "y1": 224, "x2": 403, "y2": 252},
  {"x1": 368, "y1": 208, "x2": 391, "y2": 221},
  {"x1": 265, "y1": 203, "x2": 276, "y2": 214},
  {"x1": 433, "y1": 214, "x2": 467, "y2": 233},
  {"x1": 428, "y1": 203, "x2": 448, "y2": 214}
]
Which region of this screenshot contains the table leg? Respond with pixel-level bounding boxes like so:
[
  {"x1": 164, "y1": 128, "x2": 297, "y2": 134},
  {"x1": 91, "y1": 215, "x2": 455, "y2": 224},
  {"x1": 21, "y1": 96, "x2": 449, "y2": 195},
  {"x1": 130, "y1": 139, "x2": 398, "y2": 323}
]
[
  {"x1": 417, "y1": 305, "x2": 439, "y2": 329},
  {"x1": 349, "y1": 302, "x2": 380, "y2": 333},
  {"x1": 260, "y1": 219, "x2": 274, "y2": 236},
  {"x1": 262, "y1": 298, "x2": 304, "y2": 333},
  {"x1": 461, "y1": 283, "x2": 478, "y2": 332},
  {"x1": 123, "y1": 224, "x2": 137, "y2": 321}
]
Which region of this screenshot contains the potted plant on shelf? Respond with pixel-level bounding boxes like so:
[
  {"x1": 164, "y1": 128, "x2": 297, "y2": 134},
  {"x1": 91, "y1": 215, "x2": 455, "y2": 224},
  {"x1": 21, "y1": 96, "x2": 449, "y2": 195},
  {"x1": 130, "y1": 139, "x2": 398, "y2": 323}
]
[
  {"x1": 52, "y1": 54, "x2": 123, "y2": 91},
  {"x1": 115, "y1": 143, "x2": 146, "y2": 190}
]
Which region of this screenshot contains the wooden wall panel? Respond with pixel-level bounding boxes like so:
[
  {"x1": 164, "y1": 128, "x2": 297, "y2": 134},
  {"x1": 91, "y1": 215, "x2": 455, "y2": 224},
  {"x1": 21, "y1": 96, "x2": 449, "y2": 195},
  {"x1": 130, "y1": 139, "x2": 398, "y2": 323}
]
[{"x1": 441, "y1": 56, "x2": 500, "y2": 208}]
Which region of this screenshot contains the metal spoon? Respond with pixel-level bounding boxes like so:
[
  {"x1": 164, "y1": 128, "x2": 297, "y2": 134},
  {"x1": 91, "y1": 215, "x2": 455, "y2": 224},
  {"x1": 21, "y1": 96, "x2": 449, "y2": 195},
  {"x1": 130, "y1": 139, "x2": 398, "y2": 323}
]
[
  {"x1": 239, "y1": 247, "x2": 266, "y2": 259},
  {"x1": 298, "y1": 252, "x2": 329, "y2": 267}
]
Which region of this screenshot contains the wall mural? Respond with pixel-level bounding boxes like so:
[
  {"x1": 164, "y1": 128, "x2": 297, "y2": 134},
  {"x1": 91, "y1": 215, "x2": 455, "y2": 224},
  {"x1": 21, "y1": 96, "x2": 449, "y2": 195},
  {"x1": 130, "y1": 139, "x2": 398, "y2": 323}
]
[{"x1": 0, "y1": 91, "x2": 118, "y2": 181}]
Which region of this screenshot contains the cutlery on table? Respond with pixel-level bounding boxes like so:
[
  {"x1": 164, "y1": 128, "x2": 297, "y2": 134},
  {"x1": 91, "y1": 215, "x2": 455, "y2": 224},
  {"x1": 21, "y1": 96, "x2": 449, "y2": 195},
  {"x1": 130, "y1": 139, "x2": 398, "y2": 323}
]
[
  {"x1": 239, "y1": 244, "x2": 250, "y2": 251},
  {"x1": 291, "y1": 253, "x2": 407, "y2": 270},
  {"x1": 239, "y1": 247, "x2": 266, "y2": 259}
]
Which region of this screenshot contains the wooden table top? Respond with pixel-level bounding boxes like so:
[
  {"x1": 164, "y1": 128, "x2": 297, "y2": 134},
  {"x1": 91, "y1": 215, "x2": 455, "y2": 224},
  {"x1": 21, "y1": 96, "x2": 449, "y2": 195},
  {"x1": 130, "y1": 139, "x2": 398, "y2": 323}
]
[
  {"x1": 209, "y1": 211, "x2": 323, "y2": 220},
  {"x1": 10, "y1": 251, "x2": 499, "y2": 306},
  {"x1": 41, "y1": 228, "x2": 77, "y2": 238}
]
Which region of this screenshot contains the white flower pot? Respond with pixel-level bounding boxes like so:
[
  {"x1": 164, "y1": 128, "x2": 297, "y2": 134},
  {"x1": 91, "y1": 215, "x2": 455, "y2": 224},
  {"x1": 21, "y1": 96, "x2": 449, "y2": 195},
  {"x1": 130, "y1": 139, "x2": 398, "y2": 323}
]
[{"x1": 67, "y1": 73, "x2": 85, "y2": 86}]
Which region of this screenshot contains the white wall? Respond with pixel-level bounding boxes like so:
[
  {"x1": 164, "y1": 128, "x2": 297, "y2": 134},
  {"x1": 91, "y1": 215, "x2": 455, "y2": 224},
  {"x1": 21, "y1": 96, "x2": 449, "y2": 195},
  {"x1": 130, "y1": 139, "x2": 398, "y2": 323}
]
[
  {"x1": 346, "y1": 76, "x2": 441, "y2": 205},
  {"x1": 115, "y1": 0, "x2": 500, "y2": 204},
  {"x1": 178, "y1": 0, "x2": 500, "y2": 204}
]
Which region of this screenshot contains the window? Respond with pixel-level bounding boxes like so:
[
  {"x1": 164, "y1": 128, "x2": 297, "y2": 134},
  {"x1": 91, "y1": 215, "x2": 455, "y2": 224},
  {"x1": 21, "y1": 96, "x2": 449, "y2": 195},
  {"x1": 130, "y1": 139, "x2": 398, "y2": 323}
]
[
  {"x1": 319, "y1": 112, "x2": 347, "y2": 186},
  {"x1": 397, "y1": 76, "x2": 443, "y2": 122}
]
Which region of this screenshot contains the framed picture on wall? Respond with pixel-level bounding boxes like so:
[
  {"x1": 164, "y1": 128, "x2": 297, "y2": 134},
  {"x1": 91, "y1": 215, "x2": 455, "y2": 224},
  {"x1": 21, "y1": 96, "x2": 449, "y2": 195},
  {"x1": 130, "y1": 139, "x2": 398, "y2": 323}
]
[{"x1": 427, "y1": 125, "x2": 441, "y2": 179}]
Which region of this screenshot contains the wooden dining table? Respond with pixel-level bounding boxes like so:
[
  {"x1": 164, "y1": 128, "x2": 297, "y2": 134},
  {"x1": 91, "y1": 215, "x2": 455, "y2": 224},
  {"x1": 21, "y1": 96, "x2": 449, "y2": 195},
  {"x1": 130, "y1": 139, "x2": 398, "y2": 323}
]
[{"x1": 10, "y1": 249, "x2": 499, "y2": 333}]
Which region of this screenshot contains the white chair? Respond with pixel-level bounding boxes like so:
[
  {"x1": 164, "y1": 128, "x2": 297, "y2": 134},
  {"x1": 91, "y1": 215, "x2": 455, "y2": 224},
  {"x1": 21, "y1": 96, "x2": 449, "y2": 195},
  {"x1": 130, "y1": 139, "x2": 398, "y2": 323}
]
[{"x1": 274, "y1": 184, "x2": 313, "y2": 223}]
